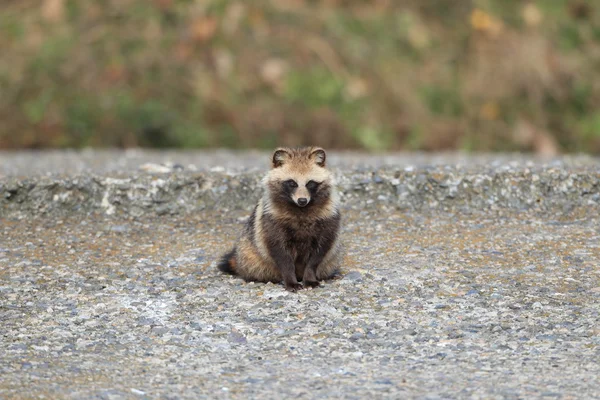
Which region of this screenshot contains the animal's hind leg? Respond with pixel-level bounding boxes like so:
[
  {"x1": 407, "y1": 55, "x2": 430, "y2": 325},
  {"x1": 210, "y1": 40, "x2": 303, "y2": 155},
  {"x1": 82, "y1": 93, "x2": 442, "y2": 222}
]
[
  {"x1": 314, "y1": 242, "x2": 343, "y2": 282},
  {"x1": 236, "y1": 239, "x2": 281, "y2": 283}
]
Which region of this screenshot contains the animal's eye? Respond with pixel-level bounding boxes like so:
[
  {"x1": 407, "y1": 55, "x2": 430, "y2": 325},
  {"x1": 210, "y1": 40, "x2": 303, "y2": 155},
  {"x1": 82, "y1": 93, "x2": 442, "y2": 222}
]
[
  {"x1": 284, "y1": 179, "x2": 298, "y2": 188},
  {"x1": 306, "y1": 180, "x2": 320, "y2": 190}
]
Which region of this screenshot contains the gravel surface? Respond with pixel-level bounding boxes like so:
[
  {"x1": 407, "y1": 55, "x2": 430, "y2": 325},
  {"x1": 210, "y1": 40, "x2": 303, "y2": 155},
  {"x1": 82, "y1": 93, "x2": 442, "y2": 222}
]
[
  {"x1": 1, "y1": 151, "x2": 599, "y2": 398},
  {"x1": 1, "y1": 208, "x2": 599, "y2": 399}
]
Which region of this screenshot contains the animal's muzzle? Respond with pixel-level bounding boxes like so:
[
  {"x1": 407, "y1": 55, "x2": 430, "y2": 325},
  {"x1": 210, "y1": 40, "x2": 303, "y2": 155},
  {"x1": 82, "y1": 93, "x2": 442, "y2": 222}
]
[{"x1": 296, "y1": 198, "x2": 308, "y2": 207}]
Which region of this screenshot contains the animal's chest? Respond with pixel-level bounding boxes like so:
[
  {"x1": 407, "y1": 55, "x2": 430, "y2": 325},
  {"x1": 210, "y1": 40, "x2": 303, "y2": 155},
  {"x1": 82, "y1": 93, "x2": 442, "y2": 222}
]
[{"x1": 281, "y1": 219, "x2": 322, "y2": 250}]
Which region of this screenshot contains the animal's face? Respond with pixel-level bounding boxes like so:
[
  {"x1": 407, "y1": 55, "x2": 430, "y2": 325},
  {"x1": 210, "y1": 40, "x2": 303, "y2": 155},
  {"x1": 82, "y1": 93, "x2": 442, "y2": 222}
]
[
  {"x1": 281, "y1": 177, "x2": 322, "y2": 208},
  {"x1": 266, "y1": 147, "x2": 333, "y2": 209}
]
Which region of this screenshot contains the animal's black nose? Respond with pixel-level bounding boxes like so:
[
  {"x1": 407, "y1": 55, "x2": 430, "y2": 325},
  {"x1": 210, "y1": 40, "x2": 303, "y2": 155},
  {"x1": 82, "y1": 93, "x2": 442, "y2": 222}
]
[{"x1": 297, "y1": 198, "x2": 308, "y2": 207}]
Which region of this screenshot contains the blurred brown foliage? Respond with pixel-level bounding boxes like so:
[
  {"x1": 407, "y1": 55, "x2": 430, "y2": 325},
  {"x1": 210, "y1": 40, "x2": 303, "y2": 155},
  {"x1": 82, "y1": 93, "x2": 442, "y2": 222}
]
[{"x1": 1, "y1": 0, "x2": 599, "y2": 153}]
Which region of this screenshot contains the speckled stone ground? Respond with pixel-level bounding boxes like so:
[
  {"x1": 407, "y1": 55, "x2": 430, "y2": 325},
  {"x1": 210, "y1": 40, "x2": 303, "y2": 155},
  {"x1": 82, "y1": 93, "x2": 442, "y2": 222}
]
[
  {"x1": 1, "y1": 151, "x2": 600, "y2": 398},
  {"x1": 1, "y1": 204, "x2": 599, "y2": 399}
]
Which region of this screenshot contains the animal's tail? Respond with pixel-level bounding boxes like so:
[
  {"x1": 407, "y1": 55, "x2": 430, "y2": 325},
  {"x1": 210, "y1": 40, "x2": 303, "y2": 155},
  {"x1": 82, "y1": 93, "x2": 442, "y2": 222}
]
[{"x1": 217, "y1": 248, "x2": 237, "y2": 275}]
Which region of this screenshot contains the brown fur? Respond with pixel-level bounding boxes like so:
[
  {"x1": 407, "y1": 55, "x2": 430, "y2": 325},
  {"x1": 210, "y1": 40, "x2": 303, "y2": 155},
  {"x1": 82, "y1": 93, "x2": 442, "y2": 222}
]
[{"x1": 218, "y1": 147, "x2": 343, "y2": 291}]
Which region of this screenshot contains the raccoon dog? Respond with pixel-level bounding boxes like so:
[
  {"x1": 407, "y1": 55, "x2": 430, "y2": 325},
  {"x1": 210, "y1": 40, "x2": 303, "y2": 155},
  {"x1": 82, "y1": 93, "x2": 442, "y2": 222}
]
[{"x1": 218, "y1": 147, "x2": 342, "y2": 291}]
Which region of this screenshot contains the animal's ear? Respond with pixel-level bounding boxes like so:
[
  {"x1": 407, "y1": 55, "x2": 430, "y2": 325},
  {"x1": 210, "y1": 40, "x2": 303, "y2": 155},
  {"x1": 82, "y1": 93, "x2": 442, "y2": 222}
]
[
  {"x1": 272, "y1": 148, "x2": 291, "y2": 168},
  {"x1": 310, "y1": 147, "x2": 326, "y2": 167}
]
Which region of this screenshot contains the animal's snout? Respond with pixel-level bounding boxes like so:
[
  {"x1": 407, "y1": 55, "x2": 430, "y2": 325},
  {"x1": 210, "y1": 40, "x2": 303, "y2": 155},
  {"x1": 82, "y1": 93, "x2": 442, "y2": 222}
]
[{"x1": 297, "y1": 198, "x2": 308, "y2": 207}]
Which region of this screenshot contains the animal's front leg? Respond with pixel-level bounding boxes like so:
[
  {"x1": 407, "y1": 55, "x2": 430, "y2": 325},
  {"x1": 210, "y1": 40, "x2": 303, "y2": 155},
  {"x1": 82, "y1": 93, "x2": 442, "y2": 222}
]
[
  {"x1": 303, "y1": 243, "x2": 331, "y2": 288},
  {"x1": 303, "y1": 217, "x2": 340, "y2": 288},
  {"x1": 302, "y1": 265, "x2": 320, "y2": 288},
  {"x1": 302, "y1": 248, "x2": 330, "y2": 288},
  {"x1": 281, "y1": 262, "x2": 303, "y2": 292},
  {"x1": 269, "y1": 244, "x2": 302, "y2": 292}
]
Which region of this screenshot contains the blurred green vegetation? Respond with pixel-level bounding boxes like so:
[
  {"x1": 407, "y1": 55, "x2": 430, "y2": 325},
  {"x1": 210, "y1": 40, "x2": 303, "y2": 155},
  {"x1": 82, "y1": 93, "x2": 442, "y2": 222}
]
[{"x1": 1, "y1": 0, "x2": 599, "y2": 153}]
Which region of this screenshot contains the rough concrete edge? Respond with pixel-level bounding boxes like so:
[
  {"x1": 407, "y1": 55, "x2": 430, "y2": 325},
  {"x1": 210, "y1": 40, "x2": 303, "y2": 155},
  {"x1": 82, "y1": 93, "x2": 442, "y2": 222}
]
[{"x1": 1, "y1": 168, "x2": 599, "y2": 217}]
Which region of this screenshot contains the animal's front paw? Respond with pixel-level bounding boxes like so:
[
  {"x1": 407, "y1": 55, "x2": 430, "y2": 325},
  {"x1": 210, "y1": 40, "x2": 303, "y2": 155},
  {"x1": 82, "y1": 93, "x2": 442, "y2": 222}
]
[
  {"x1": 303, "y1": 280, "x2": 320, "y2": 288},
  {"x1": 285, "y1": 282, "x2": 303, "y2": 292}
]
